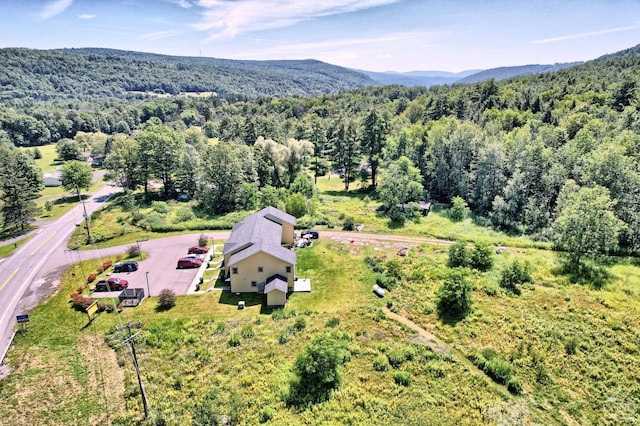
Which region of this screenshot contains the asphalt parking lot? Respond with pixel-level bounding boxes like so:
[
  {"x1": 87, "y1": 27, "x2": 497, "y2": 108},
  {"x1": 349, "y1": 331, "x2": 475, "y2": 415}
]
[{"x1": 90, "y1": 233, "x2": 222, "y2": 298}]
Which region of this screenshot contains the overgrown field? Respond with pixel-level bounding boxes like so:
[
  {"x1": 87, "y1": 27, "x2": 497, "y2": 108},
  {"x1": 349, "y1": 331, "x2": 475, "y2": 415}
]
[{"x1": 1, "y1": 236, "x2": 638, "y2": 425}]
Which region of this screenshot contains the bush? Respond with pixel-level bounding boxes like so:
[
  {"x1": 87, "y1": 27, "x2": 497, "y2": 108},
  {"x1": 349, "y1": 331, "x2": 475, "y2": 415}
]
[
  {"x1": 469, "y1": 242, "x2": 493, "y2": 271},
  {"x1": 342, "y1": 216, "x2": 355, "y2": 231},
  {"x1": 198, "y1": 234, "x2": 209, "y2": 247},
  {"x1": 241, "y1": 325, "x2": 254, "y2": 338},
  {"x1": 449, "y1": 196, "x2": 467, "y2": 222},
  {"x1": 375, "y1": 273, "x2": 398, "y2": 290},
  {"x1": 289, "y1": 333, "x2": 351, "y2": 405},
  {"x1": 96, "y1": 266, "x2": 104, "y2": 274},
  {"x1": 373, "y1": 354, "x2": 389, "y2": 371},
  {"x1": 278, "y1": 331, "x2": 290, "y2": 344},
  {"x1": 292, "y1": 317, "x2": 307, "y2": 332},
  {"x1": 127, "y1": 245, "x2": 141, "y2": 258},
  {"x1": 325, "y1": 317, "x2": 340, "y2": 328},
  {"x1": 392, "y1": 371, "x2": 411, "y2": 386},
  {"x1": 447, "y1": 241, "x2": 468, "y2": 268},
  {"x1": 70, "y1": 293, "x2": 93, "y2": 311},
  {"x1": 102, "y1": 260, "x2": 113, "y2": 270},
  {"x1": 258, "y1": 406, "x2": 274, "y2": 423},
  {"x1": 87, "y1": 273, "x2": 97, "y2": 283},
  {"x1": 437, "y1": 268, "x2": 473, "y2": 320},
  {"x1": 499, "y1": 260, "x2": 533, "y2": 293},
  {"x1": 157, "y1": 289, "x2": 177, "y2": 310},
  {"x1": 228, "y1": 333, "x2": 241, "y2": 347}
]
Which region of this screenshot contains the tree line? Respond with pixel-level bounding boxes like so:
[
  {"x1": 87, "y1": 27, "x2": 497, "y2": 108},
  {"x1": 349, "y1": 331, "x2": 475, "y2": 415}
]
[{"x1": 0, "y1": 44, "x2": 638, "y2": 261}]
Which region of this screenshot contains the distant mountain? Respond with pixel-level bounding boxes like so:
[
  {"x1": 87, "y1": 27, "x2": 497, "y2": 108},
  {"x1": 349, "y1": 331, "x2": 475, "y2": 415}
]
[
  {"x1": 358, "y1": 69, "x2": 481, "y2": 87},
  {"x1": 457, "y1": 63, "x2": 582, "y2": 84},
  {"x1": 0, "y1": 47, "x2": 375, "y2": 101}
]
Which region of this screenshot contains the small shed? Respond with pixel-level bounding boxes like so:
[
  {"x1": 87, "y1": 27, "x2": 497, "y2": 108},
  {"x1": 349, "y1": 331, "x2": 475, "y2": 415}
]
[
  {"x1": 118, "y1": 288, "x2": 145, "y2": 307},
  {"x1": 265, "y1": 275, "x2": 288, "y2": 307}
]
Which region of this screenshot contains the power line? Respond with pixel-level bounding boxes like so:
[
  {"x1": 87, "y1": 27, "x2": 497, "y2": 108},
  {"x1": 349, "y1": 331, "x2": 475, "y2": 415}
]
[{"x1": 116, "y1": 320, "x2": 150, "y2": 420}]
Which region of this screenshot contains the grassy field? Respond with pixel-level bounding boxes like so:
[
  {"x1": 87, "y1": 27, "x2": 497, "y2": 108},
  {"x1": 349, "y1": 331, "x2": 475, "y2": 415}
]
[
  {"x1": 2, "y1": 172, "x2": 639, "y2": 425},
  {"x1": 1, "y1": 233, "x2": 638, "y2": 425}
]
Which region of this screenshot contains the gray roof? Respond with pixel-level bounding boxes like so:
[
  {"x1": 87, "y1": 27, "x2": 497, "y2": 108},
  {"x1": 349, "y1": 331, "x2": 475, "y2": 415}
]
[
  {"x1": 259, "y1": 206, "x2": 295, "y2": 226},
  {"x1": 265, "y1": 276, "x2": 288, "y2": 294},
  {"x1": 224, "y1": 206, "x2": 296, "y2": 266}
]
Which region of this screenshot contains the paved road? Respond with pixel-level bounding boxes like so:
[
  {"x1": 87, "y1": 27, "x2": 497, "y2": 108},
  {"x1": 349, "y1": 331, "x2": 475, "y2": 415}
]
[{"x1": 0, "y1": 184, "x2": 120, "y2": 362}]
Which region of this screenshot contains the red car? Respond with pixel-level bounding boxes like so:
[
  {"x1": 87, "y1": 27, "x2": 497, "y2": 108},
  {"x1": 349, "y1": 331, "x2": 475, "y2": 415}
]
[
  {"x1": 95, "y1": 277, "x2": 129, "y2": 291},
  {"x1": 188, "y1": 246, "x2": 209, "y2": 255},
  {"x1": 177, "y1": 257, "x2": 202, "y2": 269}
]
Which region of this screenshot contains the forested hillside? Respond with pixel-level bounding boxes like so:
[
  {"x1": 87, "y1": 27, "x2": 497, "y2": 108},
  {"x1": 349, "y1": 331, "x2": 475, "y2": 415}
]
[
  {"x1": 0, "y1": 48, "x2": 374, "y2": 101},
  {"x1": 1, "y1": 44, "x2": 639, "y2": 258}
]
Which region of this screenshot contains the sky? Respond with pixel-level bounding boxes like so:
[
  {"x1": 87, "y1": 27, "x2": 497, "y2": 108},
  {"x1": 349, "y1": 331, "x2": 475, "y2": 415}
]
[{"x1": 1, "y1": 0, "x2": 639, "y2": 73}]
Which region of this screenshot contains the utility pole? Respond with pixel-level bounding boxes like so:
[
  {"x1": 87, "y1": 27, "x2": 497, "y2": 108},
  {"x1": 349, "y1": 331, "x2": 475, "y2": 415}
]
[
  {"x1": 77, "y1": 185, "x2": 92, "y2": 244},
  {"x1": 117, "y1": 321, "x2": 150, "y2": 419}
]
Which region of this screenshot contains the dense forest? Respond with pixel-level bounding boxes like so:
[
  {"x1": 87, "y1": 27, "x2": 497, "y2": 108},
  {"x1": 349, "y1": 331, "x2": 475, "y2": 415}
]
[
  {"x1": 1, "y1": 44, "x2": 639, "y2": 260},
  {"x1": 0, "y1": 48, "x2": 374, "y2": 101}
]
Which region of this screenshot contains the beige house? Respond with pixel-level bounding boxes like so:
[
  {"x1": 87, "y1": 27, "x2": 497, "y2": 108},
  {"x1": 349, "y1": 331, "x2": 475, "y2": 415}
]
[{"x1": 223, "y1": 206, "x2": 296, "y2": 307}]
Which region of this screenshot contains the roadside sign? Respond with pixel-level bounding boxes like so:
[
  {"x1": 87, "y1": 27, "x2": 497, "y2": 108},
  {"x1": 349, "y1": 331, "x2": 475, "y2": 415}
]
[
  {"x1": 86, "y1": 302, "x2": 99, "y2": 320},
  {"x1": 16, "y1": 314, "x2": 29, "y2": 324}
]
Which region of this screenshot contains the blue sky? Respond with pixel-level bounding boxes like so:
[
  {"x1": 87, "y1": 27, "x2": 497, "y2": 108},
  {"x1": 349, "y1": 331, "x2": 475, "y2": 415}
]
[{"x1": 1, "y1": 0, "x2": 639, "y2": 72}]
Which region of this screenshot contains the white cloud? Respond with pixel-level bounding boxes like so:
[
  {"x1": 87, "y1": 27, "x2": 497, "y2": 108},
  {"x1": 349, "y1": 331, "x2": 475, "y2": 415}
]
[
  {"x1": 39, "y1": 0, "x2": 74, "y2": 20},
  {"x1": 140, "y1": 30, "x2": 184, "y2": 41},
  {"x1": 532, "y1": 25, "x2": 637, "y2": 44},
  {"x1": 79, "y1": 14, "x2": 96, "y2": 20},
  {"x1": 235, "y1": 31, "x2": 429, "y2": 57},
  {"x1": 193, "y1": 0, "x2": 399, "y2": 39},
  {"x1": 168, "y1": 0, "x2": 193, "y2": 8}
]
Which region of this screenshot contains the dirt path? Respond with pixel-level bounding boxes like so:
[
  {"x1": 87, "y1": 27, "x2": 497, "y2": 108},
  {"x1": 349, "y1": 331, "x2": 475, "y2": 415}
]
[{"x1": 382, "y1": 307, "x2": 450, "y2": 354}]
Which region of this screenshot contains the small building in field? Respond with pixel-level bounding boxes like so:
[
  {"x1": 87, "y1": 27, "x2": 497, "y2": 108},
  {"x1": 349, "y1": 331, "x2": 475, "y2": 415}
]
[{"x1": 223, "y1": 206, "x2": 296, "y2": 306}]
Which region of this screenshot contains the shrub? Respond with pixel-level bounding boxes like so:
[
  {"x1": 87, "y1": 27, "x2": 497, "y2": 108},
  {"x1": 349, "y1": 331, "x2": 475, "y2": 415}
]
[
  {"x1": 96, "y1": 266, "x2": 104, "y2": 274},
  {"x1": 499, "y1": 260, "x2": 533, "y2": 294},
  {"x1": 507, "y1": 377, "x2": 523, "y2": 395},
  {"x1": 127, "y1": 245, "x2": 140, "y2": 258},
  {"x1": 69, "y1": 293, "x2": 93, "y2": 311},
  {"x1": 292, "y1": 317, "x2": 307, "y2": 332},
  {"x1": 87, "y1": 273, "x2": 97, "y2": 283},
  {"x1": 102, "y1": 260, "x2": 113, "y2": 270},
  {"x1": 325, "y1": 317, "x2": 340, "y2": 328},
  {"x1": 437, "y1": 268, "x2": 473, "y2": 320},
  {"x1": 373, "y1": 354, "x2": 389, "y2": 371},
  {"x1": 469, "y1": 242, "x2": 493, "y2": 271},
  {"x1": 565, "y1": 336, "x2": 579, "y2": 355},
  {"x1": 447, "y1": 241, "x2": 468, "y2": 268},
  {"x1": 174, "y1": 206, "x2": 195, "y2": 223},
  {"x1": 75, "y1": 286, "x2": 84, "y2": 294},
  {"x1": 449, "y1": 196, "x2": 467, "y2": 221},
  {"x1": 342, "y1": 216, "x2": 355, "y2": 231},
  {"x1": 289, "y1": 333, "x2": 351, "y2": 405},
  {"x1": 228, "y1": 333, "x2": 240, "y2": 347},
  {"x1": 157, "y1": 289, "x2": 177, "y2": 310},
  {"x1": 392, "y1": 371, "x2": 411, "y2": 386},
  {"x1": 198, "y1": 234, "x2": 209, "y2": 247},
  {"x1": 376, "y1": 273, "x2": 398, "y2": 290},
  {"x1": 151, "y1": 201, "x2": 169, "y2": 214},
  {"x1": 241, "y1": 325, "x2": 254, "y2": 338},
  {"x1": 258, "y1": 406, "x2": 274, "y2": 423},
  {"x1": 278, "y1": 331, "x2": 290, "y2": 344}
]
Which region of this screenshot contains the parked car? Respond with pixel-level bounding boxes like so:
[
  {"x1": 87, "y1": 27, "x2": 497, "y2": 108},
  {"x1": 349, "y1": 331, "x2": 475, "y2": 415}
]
[
  {"x1": 113, "y1": 260, "x2": 138, "y2": 273},
  {"x1": 185, "y1": 253, "x2": 207, "y2": 261},
  {"x1": 301, "y1": 230, "x2": 319, "y2": 239},
  {"x1": 95, "y1": 277, "x2": 129, "y2": 291},
  {"x1": 177, "y1": 257, "x2": 202, "y2": 269},
  {"x1": 188, "y1": 246, "x2": 209, "y2": 255}
]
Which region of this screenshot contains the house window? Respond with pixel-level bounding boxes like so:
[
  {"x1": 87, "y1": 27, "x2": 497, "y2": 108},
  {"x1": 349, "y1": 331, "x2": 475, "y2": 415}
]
[
  {"x1": 258, "y1": 266, "x2": 263, "y2": 273},
  {"x1": 286, "y1": 266, "x2": 292, "y2": 273},
  {"x1": 232, "y1": 267, "x2": 238, "y2": 274},
  {"x1": 251, "y1": 281, "x2": 257, "y2": 287}
]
